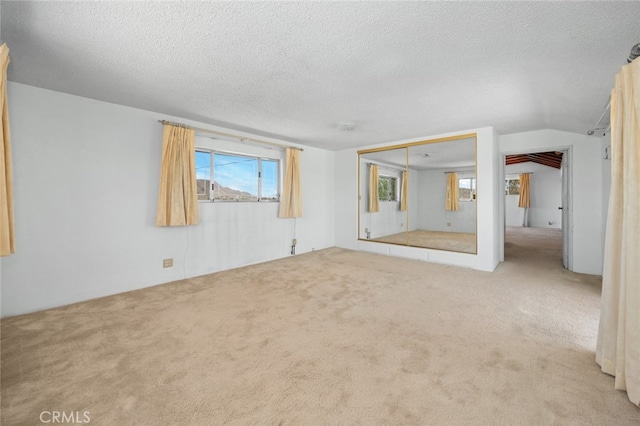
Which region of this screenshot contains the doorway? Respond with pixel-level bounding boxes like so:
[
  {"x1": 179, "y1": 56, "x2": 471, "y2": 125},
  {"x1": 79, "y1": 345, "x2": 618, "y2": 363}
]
[{"x1": 501, "y1": 148, "x2": 571, "y2": 269}]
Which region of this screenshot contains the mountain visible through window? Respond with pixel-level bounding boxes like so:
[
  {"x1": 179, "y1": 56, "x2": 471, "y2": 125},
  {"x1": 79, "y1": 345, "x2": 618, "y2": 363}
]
[{"x1": 195, "y1": 150, "x2": 279, "y2": 202}]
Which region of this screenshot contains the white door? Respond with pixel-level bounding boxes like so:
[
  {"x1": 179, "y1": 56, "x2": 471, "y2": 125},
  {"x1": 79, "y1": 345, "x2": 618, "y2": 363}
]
[{"x1": 561, "y1": 150, "x2": 571, "y2": 269}]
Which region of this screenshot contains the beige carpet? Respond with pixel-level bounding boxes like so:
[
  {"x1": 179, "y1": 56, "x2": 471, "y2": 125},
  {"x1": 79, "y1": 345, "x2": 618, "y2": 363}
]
[
  {"x1": 2, "y1": 227, "x2": 639, "y2": 425},
  {"x1": 372, "y1": 229, "x2": 476, "y2": 253}
]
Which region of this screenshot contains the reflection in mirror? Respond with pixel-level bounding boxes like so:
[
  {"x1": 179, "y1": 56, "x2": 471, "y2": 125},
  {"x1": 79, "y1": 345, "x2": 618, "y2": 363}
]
[
  {"x1": 359, "y1": 147, "x2": 408, "y2": 244},
  {"x1": 358, "y1": 136, "x2": 477, "y2": 254},
  {"x1": 407, "y1": 138, "x2": 476, "y2": 253}
]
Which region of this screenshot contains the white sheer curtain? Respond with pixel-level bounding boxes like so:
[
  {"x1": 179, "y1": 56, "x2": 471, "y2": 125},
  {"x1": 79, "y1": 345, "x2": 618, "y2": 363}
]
[{"x1": 596, "y1": 58, "x2": 640, "y2": 406}]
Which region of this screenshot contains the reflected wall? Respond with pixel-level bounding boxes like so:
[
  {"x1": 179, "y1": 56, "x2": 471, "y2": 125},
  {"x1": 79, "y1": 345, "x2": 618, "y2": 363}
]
[{"x1": 358, "y1": 135, "x2": 477, "y2": 254}]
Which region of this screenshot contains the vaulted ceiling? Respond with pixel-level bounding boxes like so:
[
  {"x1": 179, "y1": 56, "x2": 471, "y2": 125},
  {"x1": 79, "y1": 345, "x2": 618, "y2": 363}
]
[
  {"x1": 2, "y1": 1, "x2": 639, "y2": 150},
  {"x1": 505, "y1": 152, "x2": 563, "y2": 169}
]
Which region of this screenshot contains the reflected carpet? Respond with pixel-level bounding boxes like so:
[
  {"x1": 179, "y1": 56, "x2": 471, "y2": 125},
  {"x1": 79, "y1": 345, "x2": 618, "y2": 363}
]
[{"x1": 371, "y1": 229, "x2": 476, "y2": 253}]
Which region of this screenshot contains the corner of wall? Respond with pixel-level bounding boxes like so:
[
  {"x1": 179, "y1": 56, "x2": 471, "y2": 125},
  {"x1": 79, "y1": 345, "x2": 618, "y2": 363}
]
[
  {"x1": 333, "y1": 148, "x2": 359, "y2": 250},
  {"x1": 474, "y1": 126, "x2": 501, "y2": 271}
]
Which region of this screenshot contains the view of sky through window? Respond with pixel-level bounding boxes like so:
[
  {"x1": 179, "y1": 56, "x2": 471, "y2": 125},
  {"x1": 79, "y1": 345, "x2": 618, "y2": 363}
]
[
  {"x1": 214, "y1": 154, "x2": 258, "y2": 196},
  {"x1": 195, "y1": 151, "x2": 211, "y2": 181},
  {"x1": 261, "y1": 159, "x2": 279, "y2": 200},
  {"x1": 195, "y1": 150, "x2": 279, "y2": 200}
]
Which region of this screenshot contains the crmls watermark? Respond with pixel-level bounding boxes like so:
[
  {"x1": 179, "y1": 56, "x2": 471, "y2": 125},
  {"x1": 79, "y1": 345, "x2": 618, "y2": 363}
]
[{"x1": 39, "y1": 411, "x2": 91, "y2": 424}]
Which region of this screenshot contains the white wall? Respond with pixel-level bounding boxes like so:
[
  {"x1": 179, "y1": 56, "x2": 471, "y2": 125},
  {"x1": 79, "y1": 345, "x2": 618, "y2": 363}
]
[
  {"x1": 417, "y1": 168, "x2": 476, "y2": 233},
  {"x1": 500, "y1": 129, "x2": 603, "y2": 275},
  {"x1": 408, "y1": 169, "x2": 419, "y2": 232},
  {"x1": 505, "y1": 162, "x2": 562, "y2": 228},
  {"x1": 1, "y1": 82, "x2": 334, "y2": 317},
  {"x1": 335, "y1": 127, "x2": 500, "y2": 272}
]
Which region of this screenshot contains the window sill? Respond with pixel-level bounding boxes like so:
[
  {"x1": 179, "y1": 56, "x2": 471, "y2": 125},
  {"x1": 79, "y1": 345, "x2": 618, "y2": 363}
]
[{"x1": 198, "y1": 200, "x2": 280, "y2": 203}]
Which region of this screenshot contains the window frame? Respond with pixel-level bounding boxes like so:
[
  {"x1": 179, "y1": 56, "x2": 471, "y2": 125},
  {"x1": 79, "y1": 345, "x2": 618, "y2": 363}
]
[
  {"x1": 195, "y1": 148, "x2": 281, "y2": 203},
  {"x1": 196, "y1": 149, "x2": 214, "y2": 201},
  {"x1": 378, "y1": 175, "x2": 398, "y2": 202},
  {"x1": 458, "y1": 177, "x2": 476, "y2": 202},
  {"x1": 505, "y1": 178, "x2": 520, "y2": 196}
]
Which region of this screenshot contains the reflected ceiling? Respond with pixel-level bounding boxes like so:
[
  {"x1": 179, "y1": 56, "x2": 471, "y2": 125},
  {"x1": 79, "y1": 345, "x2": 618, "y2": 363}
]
[{"x1": 362, "y1": 138, "x2": 475, "y2": 171}]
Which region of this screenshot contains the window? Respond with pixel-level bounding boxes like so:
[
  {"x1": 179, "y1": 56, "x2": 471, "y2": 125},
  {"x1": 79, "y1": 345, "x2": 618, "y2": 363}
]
[
  {"x1": 195, "y1": 149, "x2": 280, "y2": 202},
  {"x1": 378, "y1": 175, "x2": 397, "y2": 201},
  {"x1": 196, "y1": 150, "x2": 212, "y2": 200},
  {"x1": 505, "y1": 178, "x2": 520, "y2": 195},
  {"x1": 458, "y1": 177, "x2": 476, "y2": 201}
]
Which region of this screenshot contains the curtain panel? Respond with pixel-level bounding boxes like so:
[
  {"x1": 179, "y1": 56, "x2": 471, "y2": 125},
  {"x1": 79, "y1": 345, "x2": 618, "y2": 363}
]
[
  {"x1": 0, "y1": 43, "x2": 15, "y2": 256},
  {"x1": 445, "y1": 172, "x2": 459, "y2": 211},
  {"x1": 368, "y1": 164, "x2": 380, "y2": 213},
  {"x1": 400, "y1": 170, "x2": 408, "y2": 212},
  {"x1": 155, "y1": 124, "x2": 199, "y2": 226},
  {"x1": 278, "y1": 148, "x2": 303, "y2": 218},
  {"x1": 518, "y1": 173, "x2": 531, "y2": 208},
  {"x1": 596, "y1": 58, "x2": 640, "y2": 407}
]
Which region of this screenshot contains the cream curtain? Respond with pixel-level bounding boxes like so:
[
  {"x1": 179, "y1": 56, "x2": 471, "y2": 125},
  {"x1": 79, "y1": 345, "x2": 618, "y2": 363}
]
[
  {"x1": 368, "y1": 164, "x2": 380, "y2": 213},
  {"x1": 445, "y1": 172, "x2": 459, "y2": 211},
  {"x1": 596, "y1": 58, "x2": 640, "y2": 407},
  {"x1": 518, "y1": 173, "x2": 531, "y2": 208},
  {"x1": 0, "y1": 44, "x2": 15, "y2": 256},
  {"x1": 278, "y1": 148, "x2": 303, "y2": 218},
  {"x1": 155, "y1": 124, "x2": 199, "y2": 226},
  {"x1": 400, "y1": 170, "x2": 408, "y2": 212}
]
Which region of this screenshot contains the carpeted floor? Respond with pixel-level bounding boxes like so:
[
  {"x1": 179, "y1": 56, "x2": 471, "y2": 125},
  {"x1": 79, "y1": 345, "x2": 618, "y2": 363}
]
[
  {"x1": 372, "y1": 229, "x2": 476, "y2": 253},
  {"x1": 1, "y1": 227, "x2": 639, "y2": 424}
]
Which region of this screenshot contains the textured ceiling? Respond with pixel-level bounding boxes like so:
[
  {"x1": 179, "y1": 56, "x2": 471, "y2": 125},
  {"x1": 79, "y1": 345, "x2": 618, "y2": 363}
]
[{"x1": 2, "y1": 1, "x2": 639, "y2": 150}]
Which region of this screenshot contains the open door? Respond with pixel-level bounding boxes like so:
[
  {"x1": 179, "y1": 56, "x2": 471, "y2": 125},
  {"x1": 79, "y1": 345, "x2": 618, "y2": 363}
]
[
  {"x1": 561, "y1": 150, "x2": 572, "y2": 269},
  {"x1": 503, "y1": 148, "x2": 569, "y2": 268}
]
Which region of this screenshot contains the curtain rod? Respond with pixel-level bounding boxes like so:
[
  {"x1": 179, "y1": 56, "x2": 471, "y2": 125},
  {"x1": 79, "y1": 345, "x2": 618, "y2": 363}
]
[
  {"x1": 158, "y1": 120, "x2": 303, "y2": 151},
  {"x1": 367, "y1": 161, "x2": 405, "y2": 171},
  {"x1": 587, "y1": 100, "x2": 611, "y2": 136},
  {"x1": 587, "y1": 43, "x2": 638, "y2": 136},
  {"x1": 443, "y1": 168, "x2": 475, "y2": 174}
]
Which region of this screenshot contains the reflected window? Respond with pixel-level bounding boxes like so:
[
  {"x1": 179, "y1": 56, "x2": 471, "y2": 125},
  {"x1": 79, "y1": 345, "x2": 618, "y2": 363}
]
[
  {"x1": 505, "y1": 178, "x2": 520, "y2": 195},
  {"x1": 459, "y1": 178, "x2": 476, "y2": 201},
  {"x1": 358, "y1": 135, "x2": 477, "y2": 254},
  {"x1": 378, "y1": 175, "x2": 398, "y2": 201}
]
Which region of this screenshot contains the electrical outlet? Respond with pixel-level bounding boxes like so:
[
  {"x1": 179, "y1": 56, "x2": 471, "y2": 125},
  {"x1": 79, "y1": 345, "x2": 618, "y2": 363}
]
[
  {"x1": 446, "y1": 222, "x2": 452, "y2": 227},
  {"x1": 292, "y1": 238, "x2": 297, "y2": 246},
  {"x1": 163, "y1": 258, "x2": 173, "y2": 268}
]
